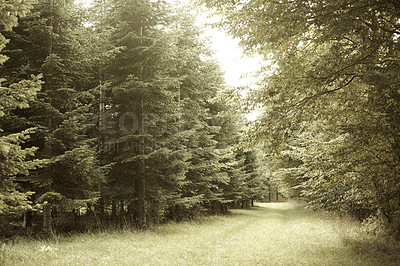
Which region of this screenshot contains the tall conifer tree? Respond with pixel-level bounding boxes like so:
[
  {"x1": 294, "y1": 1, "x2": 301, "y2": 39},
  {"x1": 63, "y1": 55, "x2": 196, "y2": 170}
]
[{"x1": 0, "y1": 0, "x2": 42, "y2": 228}]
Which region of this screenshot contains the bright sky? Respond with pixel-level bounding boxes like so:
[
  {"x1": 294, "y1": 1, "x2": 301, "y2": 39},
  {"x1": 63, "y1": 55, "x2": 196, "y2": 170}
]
[
  {"x1": 188, "y1": 1, "x2": 263, "y2": 88},
  {"x1": 182, "y1": 0, "x2": 263, "y2": 121},
  {"x1": 205, "y1": 28, "x2": 263, "y2": 87}
]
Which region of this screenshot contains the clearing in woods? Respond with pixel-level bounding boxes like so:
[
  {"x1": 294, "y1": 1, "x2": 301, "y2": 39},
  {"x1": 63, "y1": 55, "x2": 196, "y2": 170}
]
[{"x1": 2, "y1": 202, "x2": 400, "y2": 265}]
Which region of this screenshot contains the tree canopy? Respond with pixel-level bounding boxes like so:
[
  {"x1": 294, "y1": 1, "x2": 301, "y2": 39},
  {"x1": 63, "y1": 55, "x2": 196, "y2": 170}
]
[{"x1": 201, "y1": 0, "x2": 400, "y2": 235}]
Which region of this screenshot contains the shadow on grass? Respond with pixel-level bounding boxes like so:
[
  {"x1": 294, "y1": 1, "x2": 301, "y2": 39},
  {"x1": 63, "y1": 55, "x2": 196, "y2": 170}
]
[
  {"x1": 340, "y1": 236, "x2": 400, "y2": 266},
  {"x1": 231, "y1": 202, "x2": 400, "y2": 266}
]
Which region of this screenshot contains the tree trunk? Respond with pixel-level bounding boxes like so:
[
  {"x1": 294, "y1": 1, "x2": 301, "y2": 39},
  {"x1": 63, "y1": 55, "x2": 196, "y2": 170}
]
[
  {"x1": 136, "y1": 102, "x2": 146, "y2": 228},
  {"x1": 136, "y1": 21, "x2": 146, "y2": 228},
  {"x1": 174, "y1": 205, "x2": 181, "y2": 221},
  {"x1": 43, "y1": 203, "x2": 53, "y2": 237},
  {"x1": 119, "y1": 200, "x2": 124, "y2": 217},
  {"x1": 23, "y1": 211, "x2": 32, "y2": 228},
  {"x1": 111, "y1": 200, "x2": 117, "y2": 222},
  {"x1": 97, "y1": 196, "x2": 105, "y2": 219}
]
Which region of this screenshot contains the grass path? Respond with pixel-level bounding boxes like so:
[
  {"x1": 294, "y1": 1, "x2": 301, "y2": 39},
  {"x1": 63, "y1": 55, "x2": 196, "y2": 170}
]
[{"x1": 2, "y1": 202, "x2": 400, "y2": 265}]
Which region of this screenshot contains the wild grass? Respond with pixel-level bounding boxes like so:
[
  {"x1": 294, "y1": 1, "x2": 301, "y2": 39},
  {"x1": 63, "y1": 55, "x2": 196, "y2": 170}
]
[{"x1": 2, "y1": 202, "x2": 400, "y2": 265}]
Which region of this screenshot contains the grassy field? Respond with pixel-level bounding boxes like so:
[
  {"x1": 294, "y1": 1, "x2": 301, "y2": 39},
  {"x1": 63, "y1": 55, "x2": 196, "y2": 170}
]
[{"x1": 2, "y1": 202, "x2": 400, "y2": 265}]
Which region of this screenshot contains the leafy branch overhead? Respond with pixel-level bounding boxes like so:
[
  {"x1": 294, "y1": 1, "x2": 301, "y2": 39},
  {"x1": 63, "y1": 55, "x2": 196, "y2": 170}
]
[{"x1": 202, "y1": 0, "x2": 400, "y2": 235}]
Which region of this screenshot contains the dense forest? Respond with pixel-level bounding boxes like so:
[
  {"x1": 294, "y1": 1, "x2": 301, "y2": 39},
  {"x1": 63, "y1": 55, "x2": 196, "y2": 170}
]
[
  {"x1": 0, "y1": 0, "x2": 270, "y2": 237},
  {"x1": 1, "y1": 0, "x2": 400, "y2": 241}
]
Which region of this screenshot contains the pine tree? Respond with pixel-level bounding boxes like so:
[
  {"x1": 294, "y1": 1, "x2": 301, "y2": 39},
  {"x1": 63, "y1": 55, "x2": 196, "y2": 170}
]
[
  {"x1": 1, "y1": 0, "x2": 105, "y2": 235},
  {"x1": 166, "y1": 10, "x2": 233, "y2": 216},
  {"x1": 0, "y1": 0, "x2": 42, "y2": 232},
  {"x1": 98, "y1": 0, "x2": 188, "y2": 227}
]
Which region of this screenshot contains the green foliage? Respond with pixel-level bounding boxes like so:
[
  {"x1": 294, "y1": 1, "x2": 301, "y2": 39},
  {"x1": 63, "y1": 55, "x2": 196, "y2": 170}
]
[
  {"x1": 0, "y1": 0, "x2": 267, "y2": 235},
  {"x1": 0, "y1": 0, "x2": 43, "y2": 217},
  {"x1": 0, "y1": 0, "x2": 37, "y2": 67},
  {"x1": 0, "y1": 0, "x2": 107, "y2": 234},
  {"x1": 203, "y1": 0, "x2": 400, "y2": 235}
]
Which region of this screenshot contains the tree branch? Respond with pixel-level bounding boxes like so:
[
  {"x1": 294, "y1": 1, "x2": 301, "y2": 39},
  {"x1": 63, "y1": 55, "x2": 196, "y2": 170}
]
[
  {"x1": 294, "y1": 75, "x2": 356, "y2": 108},
  {"x1": 359, "y1": 18, "x2": 400, "y2": 35}
]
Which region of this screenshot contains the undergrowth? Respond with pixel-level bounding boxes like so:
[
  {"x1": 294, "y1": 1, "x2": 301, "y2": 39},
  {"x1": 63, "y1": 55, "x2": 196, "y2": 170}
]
[{"x1": 2, "y1": 202, "x2": 400, "y2": 265}]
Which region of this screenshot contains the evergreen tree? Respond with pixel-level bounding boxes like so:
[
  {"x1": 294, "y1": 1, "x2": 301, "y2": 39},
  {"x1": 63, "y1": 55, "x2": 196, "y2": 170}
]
[
  {"x1": 1, "y1": 0, "x2": 269, "y2": 235},
  {"x1": 0, "y1": 0, "x2": 42, "y2": 230},
  {"x1": 99, "y1": 0, "x2": 190, "y2": 227},
  {"x1": 2, "y1": 0, "x2": 105, "y2": 235},
  {"x1": 167, "y1": 10, "x2": 233, "y2": 216}
]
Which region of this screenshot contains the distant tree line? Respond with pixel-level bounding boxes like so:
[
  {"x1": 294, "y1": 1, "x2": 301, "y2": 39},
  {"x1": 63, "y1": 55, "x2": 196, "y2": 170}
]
[{"x1": 0, "y1": 0, "x2": 270, "y2": 238}]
